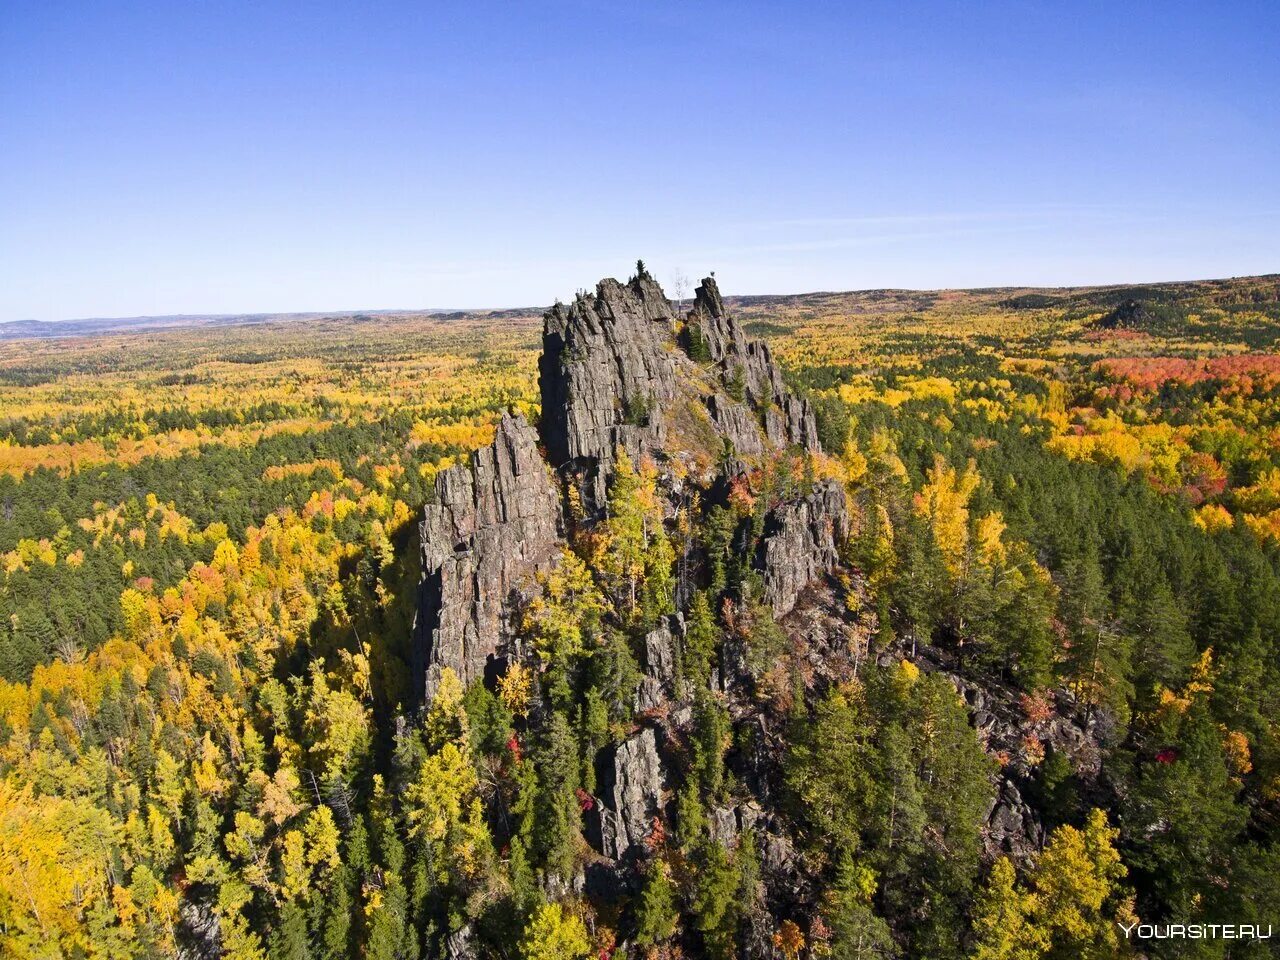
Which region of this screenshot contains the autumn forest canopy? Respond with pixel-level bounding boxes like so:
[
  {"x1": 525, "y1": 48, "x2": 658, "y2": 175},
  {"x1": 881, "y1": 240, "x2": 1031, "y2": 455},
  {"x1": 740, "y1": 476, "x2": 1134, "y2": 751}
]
[{"x1": 2, "y1": 270, "x2": 1280, "y2": 959}]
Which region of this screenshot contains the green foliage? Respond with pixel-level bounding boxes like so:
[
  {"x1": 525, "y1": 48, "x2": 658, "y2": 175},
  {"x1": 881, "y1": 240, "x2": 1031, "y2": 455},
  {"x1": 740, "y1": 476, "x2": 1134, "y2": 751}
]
[
  {"x1": 685, "y1": 321, "x2": 713, "y2": 363},
  {"x1": 812, "y1": 391, "x2": 852, "y2": 453},
  {"x1": 634, "y1": 858, "x2": 679, "y2": 946},
  {"x1": 622, "y1": 392, "x2": 653, "y2": 427},
  {"x1": 1121, "y1": 695, "x2": 1247, "y2": 916},
  {"x1": 532, "y1": 712, "x2": 583, "y2": 882},
  {"x1": 726, "y1": 364, "x2": 747, "y2": 402},
  {"x1": 786, "y1": 662, "x2": 994, "y2": 958},
  {"x1": 824, "y1": 852, "x2": 898, "y2": 959},
  {"x1": 690, "y1": 838, "x2": 741, "y2": 960},
  {"x1": 690, "y1": 688, "x2": 731, "y2": 801},
  {"x1": 267, "y1": 901, "x2": 310, "y2": 960},
  {"x1": 683, "y1": 589, "x2": 720, "y2": 689}
]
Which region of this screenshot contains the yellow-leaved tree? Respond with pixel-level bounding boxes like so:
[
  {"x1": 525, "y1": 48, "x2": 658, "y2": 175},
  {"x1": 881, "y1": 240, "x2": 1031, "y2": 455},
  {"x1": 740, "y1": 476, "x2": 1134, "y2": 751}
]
[
  {"x1": 913, "y1": 455, "x2": 980, "y2": 574},
  {"x1": 969, "y1": 809, "x2": 1135, "y2": 959},
  {"x1": 405, "y1": 669, "x2": 494, "y2": 889},
  {"x1": 596, "y1": 448, "x2": 675, "y2": 627},
  {"x1": 520, "y1": 900, "x2": 592, "y2": 960}
]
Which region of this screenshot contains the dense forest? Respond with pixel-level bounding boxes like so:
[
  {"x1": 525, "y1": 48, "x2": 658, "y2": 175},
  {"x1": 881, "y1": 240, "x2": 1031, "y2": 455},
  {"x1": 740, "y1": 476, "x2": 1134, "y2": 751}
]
[{"x1": 1, "y1": 272, "x2": 1279, "y2": 958}]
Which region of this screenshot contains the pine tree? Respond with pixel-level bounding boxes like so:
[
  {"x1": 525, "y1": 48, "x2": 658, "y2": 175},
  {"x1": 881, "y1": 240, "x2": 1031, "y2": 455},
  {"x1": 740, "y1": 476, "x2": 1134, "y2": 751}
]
[
  {"x1": 1124, "y1": 696, "x2": 1245, "y2": 915},
  {"x1": 785, "y1": 681, "x2": 876, "y2": 853},
  {"x1": 268, "y1": 900, "x2": 311, "y2": 960},
  {"x1": 318, "y1": 869, "x2": 352, "y2": 959},
  {"x1": 691, "y1": 839, "x2": 740, "y2": 960},
  {"x1": 634, "y1": 858, "x2": 678, "y2": 947},
  {"x1": 823, "y1": 851, "x2": 896, "y2": 960},
  {"x1": 533, "y1": 712, "x2": 582, "y2": 882},
  {"x1": 683, "y1": 590, "x2": 720, "y2": 690}
]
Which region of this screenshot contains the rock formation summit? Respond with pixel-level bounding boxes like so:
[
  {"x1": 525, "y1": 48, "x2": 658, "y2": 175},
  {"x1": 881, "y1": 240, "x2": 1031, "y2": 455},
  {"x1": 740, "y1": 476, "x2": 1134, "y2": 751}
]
[
  {"x1": 539, "y1": 270, "x2": 820, "y2": 512},
  {"x1": 409, "y1": 267, "x2": 1069, "y2": 940}
]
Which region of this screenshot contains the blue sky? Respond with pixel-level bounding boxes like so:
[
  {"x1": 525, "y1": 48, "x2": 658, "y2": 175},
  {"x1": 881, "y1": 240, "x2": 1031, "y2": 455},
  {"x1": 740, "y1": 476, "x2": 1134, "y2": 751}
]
[{"x1": 2, "y1": 1, "x2": 1277, "y2": 321}]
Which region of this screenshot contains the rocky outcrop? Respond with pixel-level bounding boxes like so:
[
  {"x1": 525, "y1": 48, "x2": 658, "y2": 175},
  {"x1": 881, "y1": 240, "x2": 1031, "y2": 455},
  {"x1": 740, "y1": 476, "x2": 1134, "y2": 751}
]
[
  {"x1": 539, "y1": 275, "x2": 682, "y2": 509},
  {"x1": 920, "y1": 653, "x2": 1107, "y2": 862},
  {"x1": 596, "y1": 728, "x2": 665, "y2": 861},
  {"x1": 176, "y1": 899, "x2": 220, "y2": 960},
  {"x1": 418, "y1": 270, "x2": 845, "y2": 706},
  {"x1": 689, "y1": 277, "x2": 819, "y2": 451},
  {"x1": 758, "y1": 479, "x2": 850, "y2": 618},
  {"x1": 702, "y1": 393, "x2": 769, "y2": 459},
  {"x1": 986, "y1": 780, "x2": 1043, "y2": 860},
  {"x1": 399, "y1": 263, "x2": 1140, "y2": 958},
  {"x1": 635, "y1": 618, "x2": 679, "y2": 713},
  {"x1": 538, "y1": 271, "x2": 823, "y2": 512},
  {"x1": 444, "y1": 925, "x2": 477, "y2": 960},
  {"x1": 415, "y1": 414, "x2": 562, "y2": 702}
]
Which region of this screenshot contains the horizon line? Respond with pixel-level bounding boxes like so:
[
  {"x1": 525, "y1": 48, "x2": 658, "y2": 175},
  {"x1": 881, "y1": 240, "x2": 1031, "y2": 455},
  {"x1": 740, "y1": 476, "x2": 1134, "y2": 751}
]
[{"x1": 5, "y1": 269, "x2": 1279, "y2": 329}]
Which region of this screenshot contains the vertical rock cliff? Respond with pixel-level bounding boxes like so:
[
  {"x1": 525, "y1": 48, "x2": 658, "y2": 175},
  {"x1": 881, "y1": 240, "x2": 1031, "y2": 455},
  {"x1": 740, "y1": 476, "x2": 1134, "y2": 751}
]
[
  {"x1": 687, "y1": 276, "x2": 820, "y2": 452},
  {"x1": 758, "y1": 479, "x2": 851, "y2": 618},
  {"x1": 415, "y1": 413, "x2": 562, "y2": 702}
]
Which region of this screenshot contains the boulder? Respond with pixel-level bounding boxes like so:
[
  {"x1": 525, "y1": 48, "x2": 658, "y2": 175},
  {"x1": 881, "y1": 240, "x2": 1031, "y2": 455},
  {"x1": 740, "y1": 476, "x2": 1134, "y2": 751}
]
[{"x1": 597, "y1": 728, "x2": 665, "y2": 861}]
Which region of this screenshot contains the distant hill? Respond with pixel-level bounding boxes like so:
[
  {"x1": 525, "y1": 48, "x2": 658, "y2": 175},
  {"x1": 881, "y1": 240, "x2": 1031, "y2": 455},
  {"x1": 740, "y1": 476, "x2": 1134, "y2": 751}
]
[
  {"x1": 6, "y1": 273, "x2": 1276, "y2": 341},
  {"x1": 0, "y1": 308, "x2": 457, "y2": 341}
]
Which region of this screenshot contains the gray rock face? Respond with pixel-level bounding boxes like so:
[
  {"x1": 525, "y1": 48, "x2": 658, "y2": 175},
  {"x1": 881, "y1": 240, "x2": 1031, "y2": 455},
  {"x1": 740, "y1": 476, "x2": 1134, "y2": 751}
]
[
  {"x1": 538, "y1": 272, "x2": 823, "y2": 512},
  {"x1": 703, "y1": 393, "x2": 769, "y2": 459},
  {"x1": 708, "y1": 805, "x2": 740, "y2": 845},
  {"x1": 417, "y1": 271, "x2": 841, "y2": 705},
  {"x1": 644, "y1": 620, "x2": 677, "y2": 682},
  {"x1": 629, "y1": 616, "x2": 680, "y2": 716},
  {"x1": 635, "y1": 619, "x2": 678, "y2": 712},
  {"x1": 690, "y1": 277, "x2": 820, "y2": 452},
  {"x1": 416, "y1": 414, "x2": 563, "y2": 702},
  {"x1": 176, "y1": 899, "x2": 220, "y2": 960},
  {"x1": 759, "y1": 479, "x2": 850, "y2": 618},
  {"x1": 539, "y1": 276, "x2": 682, "y2": 509},
  {"x1": 444, "y1": 924, "x2": 477, "y2": 960},
  {"x1": 597, "y1": 728, "x2": 664, "y2": 860},
  {"x1": 914, "y1": 655, "x2": 1106, "y2": 862},
  {"x1": 986, "y1": 779, "x2": 1044, "y2": 860}
]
